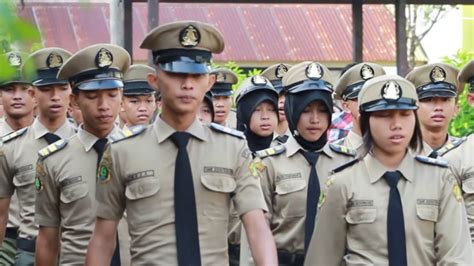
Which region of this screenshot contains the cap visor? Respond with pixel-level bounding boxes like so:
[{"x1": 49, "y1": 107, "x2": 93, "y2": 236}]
[
  {"x1": 76, "y1": 79, "x2": 124, "y2": 90},
  {"x1": 211, "y1": 90, "x2": 233, "y2": 97},
  {"x1": 32, "y1": 78, "x2": 69, "y2": 87},
  {"x1": 418, "y1": 90, "x2": 456, "y2": 99},
  {"x1": 159, "y1": 61, "x2": 210, "y2": 74},
  {"x1": 364, "y1": 103, "x2": 418, "y2": 112}
]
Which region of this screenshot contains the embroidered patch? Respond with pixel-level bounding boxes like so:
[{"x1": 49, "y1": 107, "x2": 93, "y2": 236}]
[
  {"x1": 35, "y1": 176, "x2": 43, "y2": 192},
  {"x1": 98, "y1": 165, "x2": 111, "y2": 184},
  {"x1": 249, "y1": 159, "x2": 265, "y2": 177},
  {"x1": 318, "y1": 191, "x2": 326, "y2": 207},
  {"x1": 453, "y1": 184, "x2": 463, "y2": 202}
]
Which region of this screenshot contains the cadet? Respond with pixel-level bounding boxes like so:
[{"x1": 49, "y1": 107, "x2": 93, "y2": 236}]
[
  {"x1": 305, "y1": 75, "x2": 472, "y2": 265},
  {"x1": 333, "y1": 62, "x2": 386, "y2": 150},
  {"x1": 0, "y1": 47, "x2": 76, "y2": 265},
  {"x1": 406, "y1": 63, "x2": 462, "y2": 157},
  {"x1": 261, "y1": 63, "x2": 292, "y2": 143},
  {"x1": 0, "y1": 51, "x2": 34, "y2": 265},
  {"x1": 210, "y1": 68, "x2": 238, "y2": 128},
  {"x1": 253, "y1": 61, "x2": 356, "y2": 265},
  {"x1": 197, "y1": 91, "x2": 214, "y2": 124},
  {"x1": 86, "y1": 21, "x2": 277, "y2": 265},
  {"x1": 120, "y1": 64, "x2": 157, "y2": 129},
  {"x1": 33, "y1": 44, "x2": 128, "y2": 265}
]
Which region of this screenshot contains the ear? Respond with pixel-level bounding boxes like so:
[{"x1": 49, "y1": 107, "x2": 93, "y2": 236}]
[
  {"x1": 468, "y1": 93, "x2": 474, "y2": 107},
  {"x1": 341, "y1": 101, "x2": 351, "y2": 113},
  {"x1": 69, "y1": 93, "x2": 80, "y2": 110},
  {"x1": 147, "y1": 72, "x2": 159, "y2": 92},
  {"x1": 206, "y1": 74, "x2": 216, "y2": 92},
  {"x1": 120, "y1": 99, "x2": 126, "y2": 112}
]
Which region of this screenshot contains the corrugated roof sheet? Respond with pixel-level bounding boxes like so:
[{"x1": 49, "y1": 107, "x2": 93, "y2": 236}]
[{"x1": 16, "y1": 2, "x2": 397, "y2": 64}]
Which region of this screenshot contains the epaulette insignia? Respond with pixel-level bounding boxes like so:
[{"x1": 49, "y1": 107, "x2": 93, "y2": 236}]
[
  {"x1": 275, "y1": 135, "x2": 289, "y2": 144},
  {"x1": 1, "y1": 128, "x2": 27, "y2": 143},
  {"x1": 436, "y1": 137, "x2": 466, "y2": 156},
  {"x1": 330, "y1": 158, "x2": 360, "y2": 175},
  {"x1": 255, "y1": 145, "x2": 286, "y2": 159},
  {"x1": 415, "y1": 155, "x2": 448, "y2": 168},
  {"x1": 38, "y1": 139, "x2": 68, "y2": 158},
  {"x1": 329, "y1": 143, "x2": 356, "y2": 157},
  {"x1": 209, "y1": 123, "x2": 245, "y2": 139},
  {"x1": 110, "y1": 125, "x2": 146, "y2": 143}
]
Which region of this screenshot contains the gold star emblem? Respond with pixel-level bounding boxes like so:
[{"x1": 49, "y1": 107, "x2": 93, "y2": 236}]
[
  {"x1": 216, "y1": 72, "x2": 226, "y2": 83},
  {"x1": 180, "y1": 25, "x2": 200, "y2": 47},
  {"x1": 8, "y1": 52, "x2": 22, "y2": 67},
  {"x1": 95, "y1": 48, "x2": 113, "y2": 68},
  {"x1": 275, "y1": 64, "x2": 288, "y2": 79},
  {"x1": 46, "y1": 52, "x2": 63, "y2": 68},
  {"x1": 430, "y1": 66, "x2": 446, "y2": 83}
]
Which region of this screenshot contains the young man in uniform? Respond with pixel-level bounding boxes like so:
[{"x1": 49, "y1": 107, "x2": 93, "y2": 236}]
[
  {"x1": 0, "y1": 51, "x2": 35, "y2": 265},
  {"x1": 0, "y1": 47, "x2": 76, "y2": 265},
  {"x1": 86, "y1": 21, "x2": 277, "y2": 265},
  {"x1": 34, "y1": 43, "x2": 129, "y2": 265},
  {"x1": 210, "y1": 68, "x2": 238, "y2": 128}
]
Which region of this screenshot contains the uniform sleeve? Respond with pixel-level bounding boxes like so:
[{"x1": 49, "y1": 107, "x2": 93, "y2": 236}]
[
  {"x1": 0, "y1": 143, "x2": 14, "y2": 198},
  {"x1": 35, "y1": 157, "x2": 60, "y2": 227},
  {"x1": 232, "y1": 142, "x2": 268, "y2": 217},
  {"x1": 259, "y1": 157, "x2": 275, "y2": 223},
  {"x1": 435, "y1": 169, "x2": 473, "y2": 264},
  {"x1": 304, "y1": 174, "x2": 348, "y2": 266},
  {"x1": 95, "y1": 145, "x2": 125, "y2": 221}
]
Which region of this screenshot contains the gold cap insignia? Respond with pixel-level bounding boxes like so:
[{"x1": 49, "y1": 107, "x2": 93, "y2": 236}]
[
  {"x1": 95, "y1": 48, "x2": 113, "y2": 68},
  {"x1": 305, "y1": 62, "x2": 323, "y2": 80},
  {"x1": 179, "y1": 25, "x2": 200, "y2": 48},
  {"x1": 275, "y1": 64, "x2": 288, "y2": 79},
  {"x1": 216, "y1": 72, "x2": 226, "y2": 83},
  {"x1": 360, "y1": 64, "x2": 375, "y2": 80},
  {"x1": 381, "y1": 80, "x2": 401, "y2": 101},
  {"x1": 8, "y1": 53, "x2": 22, "y2": 67},
  {"x1": 430, "y1": 66, "x2": 446, "y2": 83},
  {"x1": 46, "y1": 52, "x2": 63, "y2": 69},
  {"x1": 251, "y1": 75, "x2": 267, "y2": 86}
]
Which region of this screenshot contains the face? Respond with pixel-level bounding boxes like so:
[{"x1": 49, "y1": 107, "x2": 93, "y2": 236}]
[
  {"x1": 342, "y1": 99, "x2": 359, "y2": 122},
  {"x1": 212, "y1": 95, "x2": 233, "y2": 125},
  {"x1": 148, "y1": 68, "x2": 214, "y2": 117},
  {"x1": 71, "y1": 89, "x2": 121, "y2": 138},
  {"x1": 34, "y1": 84, "x2": 71, "y2": 120},
  {"x1": 121, "y1": 94, "x2": 156, "y2": 126},
  {"x1": 417, "y1": 97, "x2": 457, "y2": 132},
  {"x1": 278, "y1": 94, "x2": 286, "y2": 122},
  {"x1": 296, "y1": 101, "x2": 330, "y2": 142},
  {"x1": 67, "y1": 106, "x2": 83, "y2": 125},
  {"x1": 249, "y1": 101, "x2": 278, "y2": 137},
  {"x1": 197, "y1": 101, "x2": 213, "y2": 125},
  {"x1": 369, "y1": 109, "x2": 415, "y2": 156},
  {"x1": 468, "y1": 92, "x2": 474, "y2": 107},
  {"x1": 0, "y1": 83, "x2": 35, "y2": 119}
]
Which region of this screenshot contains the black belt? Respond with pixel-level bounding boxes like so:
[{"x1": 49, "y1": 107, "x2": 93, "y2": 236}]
[
  {"x1": 5, "y1": 227, "x2": 18, "y2": 239},
  {"x1": 16, "y1": 237, "x2": 35, "y2": 253},
  {"x1": 277, "y1": 250, "x2": 305, "y2": 266}
]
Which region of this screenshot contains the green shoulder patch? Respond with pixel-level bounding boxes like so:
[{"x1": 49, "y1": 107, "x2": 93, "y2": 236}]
[
  {"x1": 110, "y1": 125, "x2": 147, "y2": 143},
  {"x1": 415, "y1": 155, "x2": 448, "y2": 168},
  {"x1": 1, "y1": 128, "x2": 27, "y2": 143},
  {"x1": 38, "y1": 139, "x2": 68, "y2": 158},
  {"x1": 436, "y1": 137, "x2": 466, "y2": 157},
  {"x1": 255, "y1": 145, "x2": 286, "y2": 159},
  {"x1": 249, "y1": 157, "x2": 266, "y2": 177},
  {"x1": 329, "y1": 143, "x2": 356, "y2": 157},
  {"x1": 209, "y1": 123, "x2": 245, "y2": 139},
  {"x1": 330, "y1": 158, "x2": 360, "y2": 175}
]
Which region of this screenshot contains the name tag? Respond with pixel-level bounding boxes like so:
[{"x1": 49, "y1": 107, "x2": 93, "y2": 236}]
[
  {"x1": 203, "y1": 166, "x2": 233, "y2": 176},
  {"x1": 348, "y1": 200, "x2": 374, "y2": 207},
  {"x1": 60, "y1": 176, "x2": 83, "y2": 188},
  {"x1": 127, "y1": 170, "x2": 155, "y2": 182},
  {"x1": 17, "y1": 164, "x2": 33, "y2": 174},
  {"x1": 416, "y1": 199, "x2": 439, "y2": 206},
  {"x1": 276, "y1": 173, "x2": 302, "y2": 182}
]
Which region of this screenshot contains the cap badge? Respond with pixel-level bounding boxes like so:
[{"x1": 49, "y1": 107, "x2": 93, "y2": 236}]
[
  {"x1": 275, "y1": 64, "x2": 288, "y2": 79},
  {"x1": 430, "y1": 66, "x2": 446, "y2": 83},
  {"x1": 306, "y1": 62, "x2": 323, "y2": 80},
  {"x1": 96, "y1": 48, "x2": 113, "y2": 68},
  {"x1": 8, "y1": 53, "x2": 22, "y2": 67},
  {"x1": 360, "y1": 64, "x2": 375, "y2": 80},
  {"x1": 46, "y1": 52, "x2": 63, "y2": 68},
  {"x1": 180, "y1": 25, "x2": 200, "y2": 48},
  {"x1": 251, "y1": 75, "x2": 267, "y2": 86},
  {"x1": 381, "y1": 80, "x2": 401, "y2": 101},
  {"x1": 216, "y1": 72, "x2": 226, "y2": 83}
]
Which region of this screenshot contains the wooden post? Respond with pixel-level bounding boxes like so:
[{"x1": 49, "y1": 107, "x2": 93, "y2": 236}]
[
  {"x1": 124, "y1": 0, "x2": 133, "y2": 61},
  {"x1": 147, "y1": 0, "x2": 159, "y2": 66},
  {"x1": 395, "y1": 0, "x2": 409, "y2": 76},
  {"x1": 352, "y1": 0, "x2": 363, "y2": 63}
]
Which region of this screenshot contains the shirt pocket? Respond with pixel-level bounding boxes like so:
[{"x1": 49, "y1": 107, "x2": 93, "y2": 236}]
[
  {"x1": 125, "y1": 176, "x2": 160, "y2": 200},
  {"x1": 200, "y1": 174, "x2": 236, "y2": 221},
  {"x1": 275, "y1": 178, "x2": 306, "y2": 218},
  {"x1": 200, "y1": 174, "x2": 236, "y2": 193},
  {"x1": 345, "y1": 207, "x2": 377, "y2": 224},
  {"x1": 60, "y1": 182, "x2": 89, "y2": 204},
  {"x1": 345, "y1": 207, "x2": 378, "y2": 250},
  {"x1": 416, "y1": 204, "x2": 439, "y2": 222},
  {"x1": 60, "y1": 182, "x2": 90, "y2": 225},
  {"x1": 13, "y1": 169, "x2": 35, "y2": 187}
]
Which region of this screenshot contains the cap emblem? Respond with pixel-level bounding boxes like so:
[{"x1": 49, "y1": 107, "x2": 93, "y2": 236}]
[
  {"x1": 8, "y1": 53, "x2": 22, "y2": 67},
  {"x1": 305, "y1": 62, "x2": 323, "y2": 80},
  {"x1": 360, "y1": 64, "x2": 375, "y2": 80},
  {"x1": 216, "y1": 72, "x2": 226, "y2": 83},
  {"x1": 275, "y1": 64, "x2": 288, "y2": 79},
  {"x1": 46, "y1": 52, "x2": 63, "y2": 69},
  {"x1": 381, "y1": 80, "x2": 401, "y2": 101},
  {"x1": 430, "y1": 66, "x2": 446, "y2": 83},
  {"x1": 251, "y1": 75, "x2": 267, "y2": 86},
  {"x1": 96, "y1": 48, "x2": 113, "y2": 68},
  {"x1": 180, "y1": 25, "x2": 200, "y2": 48}
]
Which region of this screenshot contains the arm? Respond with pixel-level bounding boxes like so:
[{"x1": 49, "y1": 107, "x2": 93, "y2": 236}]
[
  {"x1": 85, "y1": 218, "x2": 119, "y2": 265},
  {"x1": 241, "y1": 209, "x2": 277, "y2": 265},
  {"x1": 0, "y1": 197, "x2": 11, "y2": 243},
  {"x1": 257, "y1": 157, "x2": 274, "y2": 225},
  {"x1": 35, "y1": 227, "x2": 59, "y2": 266}
]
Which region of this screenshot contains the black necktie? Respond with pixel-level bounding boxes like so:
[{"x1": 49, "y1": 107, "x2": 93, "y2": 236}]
[
  {"x1": 43, "y1": 133, "x2": 61, "y2": 144},
  {"x1": 93, "y1": 138, "x2": 120, "y2": 266},
  {"x1": 170, "y1": 132, "x2": 201, "y2": 266},
  {"x1": 384, "y1": 171, "x2": 407, "y2": 266},
  {"x1": 428, "y1": 150, "x2": 438, "y2": 158},
  {"x1": 301, "y1": 150, "x2": 320, "y2": 252}
]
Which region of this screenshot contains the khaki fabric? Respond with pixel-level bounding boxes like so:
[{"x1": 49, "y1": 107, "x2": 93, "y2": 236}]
[
  {"x1": 0, "y1": 119, "x2": 75, "y2": 239},
  {"x1": 258, "y1": 135, "x2": 355, "y2": 253},
  {"x1": 95, "y1": 117, "x2": 267, "y2": 264},
  {"x1": 334, "y1": 130, "x2": 363, "y2": 151},
  {"x1": 305, "y1": 151, "x2": 473, "y2": 265},
  {"x1": 224, "y1": 109, "x2": 237, "y2": 129}
]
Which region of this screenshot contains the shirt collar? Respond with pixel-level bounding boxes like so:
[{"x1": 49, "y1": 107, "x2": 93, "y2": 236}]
[
  {"x1": 77, "y1": 125, "x2": 121, "y2": 152},
  {"x1": 366, "y1": 150, "x2": 414, "y2": 184},
  {"x1": 285, "y1": 134, "x2": 332, "y2": 158},
  {"x1": 153, "y1": 116, "x2": 208, "y2": 144},
  {"x1": 32, "y1": 118, "x2": 75, "y2": 140},
  {"x1": 347, "y1": 130, "x2": 363, "y2": 149}
]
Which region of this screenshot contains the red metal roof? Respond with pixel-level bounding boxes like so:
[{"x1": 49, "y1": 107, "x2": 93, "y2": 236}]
[{"x1": 16, "y1": 2, "x2": 397, "y2": 65}]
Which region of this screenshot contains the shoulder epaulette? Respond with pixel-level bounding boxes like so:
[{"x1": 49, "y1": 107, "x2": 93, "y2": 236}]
[
  {"x1": 255, "y1": 145, "x2": 286, "y2": 159},
  {"x1": 110, "y1": 125, "x2": 147, "y2": 143},
  {"x1": 333, "y1": 138, "x2": 344, "y2": 145},
  {"x1": 38, "y1": 139, "x2": 68, "y2": 158},
  {"x1": 415, "y1": 155, "x2": 448, "y2": 168},
  {"x1": 330, "y1": 158, "x2": 360, "y2": 175},
  {"x1": 436, "y1": 137, "x2": 466, "y2": 156},
  {"x1": 1, "y1": 128, "x2": 27, "y2": 143},
  {"x1": 209, "y1": 123, "x2": 245, "y2": 139},
  {"x1": 274, "y1": 135, "x2": 289, "y2": 144},
  {"x1": 329, "y1": 143, "x2": 356, "y2": 157}
]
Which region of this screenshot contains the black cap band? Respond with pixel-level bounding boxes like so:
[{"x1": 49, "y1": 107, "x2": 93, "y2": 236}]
[
  {"x1": 153, "y1": 49, "x2": 212, "y2": 65},
  {"x1": 32, "y1": 69, "x2": 68, "y2": 86},
  {"x1": 416, "y1": 82, "x2": 457, "y2": 99},
  {"x1": 285, "y1": 79, "x2": 333, "y2": 94},
  {"x1": 69, "y1": 68, "x2": 123, "y2": 89},
  {"x1": 360, "y1": 97, "x2": 417, "y2": 112},
  {"x1": 341, "y1": 81, "x2": 364, "y2": 101},
  {"x1": 123, "y1": 81, "x2": 155, "y2": 95}
]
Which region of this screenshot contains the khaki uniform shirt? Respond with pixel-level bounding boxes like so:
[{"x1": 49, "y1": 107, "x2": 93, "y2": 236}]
[
  {"x1": 305, "y1": 151, "x2": 473, "y2": 265},
  {"x1": 334, "y1": 130, "x2": 363, "y2": 151},
  {"x1": 0, "y1": 118, "x2": 21, "y2": 230},
  {"x1": 420, "y1": 135, "x2": 460, "y2": 157},
  {"x1": 35, "y1": 126, "x2": 119, "y2": 264},
  {"x1": 0, "y1": 119, "x2": 75, "y2": 239},
  {"x1": 96, "y1": 117, "x2": 267, "y2": 264},
  {"x1": 258, "y1": 134, "x2": 355, "y2": 253}
]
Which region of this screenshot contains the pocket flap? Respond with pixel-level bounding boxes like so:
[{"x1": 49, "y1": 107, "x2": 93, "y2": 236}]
[
  {"x1": 201, "y1": 174, "x2": 236, "y2": 193},
  {"x1": 416, "y1": 205, "x2": 439, "y2": 222},
  {"x1": 60, "y1": 183, "x2": 89, "y2": 204},
  {"x1": 125, "y1": 176, "x2": 160, "y2": 200},
  {"x1": 462, "y1": 178, "x2": 474, "y2": 194},
  {"x1": 345, "y1": 208, "x2": 377, "y2": 224},
  {"x1": 275, "y1": 178, "x2": 306, "y2": 195},
  {"x1": 13, "y1": 171, "x2": 35, "y2": 187}
]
